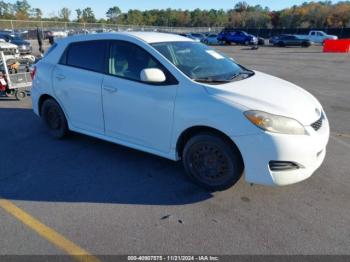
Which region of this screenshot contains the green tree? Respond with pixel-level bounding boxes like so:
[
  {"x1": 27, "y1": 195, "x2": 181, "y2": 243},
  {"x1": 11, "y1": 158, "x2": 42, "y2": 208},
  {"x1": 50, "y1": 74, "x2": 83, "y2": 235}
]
[
  {"x1": 125, "y1": 9, "x2": 143, "y2": 25},
  {"x1": 75, "y1": 8, "x2": 82, "y2": 22},
  {"x1": 106, "y1": 6, "x2": 121, "y2": 23},
  {"x1": 82, "y1": 7, "x2": 95, "y2": 23},
  {"x1": 15, "y1": 0, "x2": 31, "y2": 19},
  {"x1": 30, "y1": 8, "x2": 42, "y2": 19},
  {"x1": 59, "y1": 7, "x2": 71, "y2": 21},
  {"x1": 0, "y1": 1, "x2": 15, "y2": 18}
]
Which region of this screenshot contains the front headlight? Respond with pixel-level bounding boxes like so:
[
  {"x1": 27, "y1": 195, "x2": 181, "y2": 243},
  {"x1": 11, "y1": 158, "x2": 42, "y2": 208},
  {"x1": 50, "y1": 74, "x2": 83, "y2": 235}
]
[{"x1": 244, "y1": 110, "x2": 307, "y2": 135}]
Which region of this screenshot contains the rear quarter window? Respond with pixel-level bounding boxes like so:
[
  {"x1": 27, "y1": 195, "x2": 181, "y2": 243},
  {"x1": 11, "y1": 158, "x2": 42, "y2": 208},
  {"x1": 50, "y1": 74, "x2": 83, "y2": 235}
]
[{"x1": 63, "y1": 40, "x2": 106, "y2": 73}]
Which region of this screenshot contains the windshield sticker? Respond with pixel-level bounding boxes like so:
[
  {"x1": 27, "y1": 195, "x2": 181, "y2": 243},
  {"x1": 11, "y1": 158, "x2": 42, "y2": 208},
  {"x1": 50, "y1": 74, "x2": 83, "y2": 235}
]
[{"x1": 206, "y1": 50, "x2": 225, "y2": 59}]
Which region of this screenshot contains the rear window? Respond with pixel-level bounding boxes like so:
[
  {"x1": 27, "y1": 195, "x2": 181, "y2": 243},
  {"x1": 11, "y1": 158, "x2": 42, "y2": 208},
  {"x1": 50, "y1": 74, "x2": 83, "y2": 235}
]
[{"x1": 64, "y1": 41, "x2": 106, "y2": 72}]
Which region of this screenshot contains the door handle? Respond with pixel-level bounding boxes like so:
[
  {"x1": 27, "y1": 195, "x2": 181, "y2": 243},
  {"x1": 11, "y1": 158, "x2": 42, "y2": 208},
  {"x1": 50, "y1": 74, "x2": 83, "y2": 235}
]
[
  {"x1": 55, "y1": 74, "x2": 66, "y2": 80},
  {"x1": 103, "y1": 85, "x2": 118, "y2": 93}
]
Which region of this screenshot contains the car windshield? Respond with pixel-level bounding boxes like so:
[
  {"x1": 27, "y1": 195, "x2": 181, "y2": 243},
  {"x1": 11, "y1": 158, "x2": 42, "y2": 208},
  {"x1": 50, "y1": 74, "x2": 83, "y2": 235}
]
[
  {"x1": 151, "y1": 41, "x2": 253, "y2": 83},
  {"x1": 10, "y1": 36, "x2": 22, "y2": 41}
]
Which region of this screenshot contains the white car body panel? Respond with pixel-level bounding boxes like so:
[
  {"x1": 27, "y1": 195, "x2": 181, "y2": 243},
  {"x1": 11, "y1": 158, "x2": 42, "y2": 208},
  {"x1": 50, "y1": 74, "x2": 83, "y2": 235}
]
[
  {"x1": 205, "y1": 71, "x2": 322, "y2": 125},
  {"x1": 102, "y1": 74, "x2": 178, "y2": 153},
  {"x1": 52, "y1": 64, "x2": 105, "y2": 134},
  {"x1": 31, "y1": 32, "x2": 330, "y2": 187}
]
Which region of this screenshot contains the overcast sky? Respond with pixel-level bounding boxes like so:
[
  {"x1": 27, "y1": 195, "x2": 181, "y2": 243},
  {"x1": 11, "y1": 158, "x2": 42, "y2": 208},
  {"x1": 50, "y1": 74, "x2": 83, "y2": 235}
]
[{"x1": 7, "y1": 0, "x2": 343, "y2": 19}]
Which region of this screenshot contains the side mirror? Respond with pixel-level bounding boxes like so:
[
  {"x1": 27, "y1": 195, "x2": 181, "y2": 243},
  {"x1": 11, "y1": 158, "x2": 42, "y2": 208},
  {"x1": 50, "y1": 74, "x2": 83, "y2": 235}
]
[{"x1": 140, "y1": 68, "x2": 166, "y2": 83}]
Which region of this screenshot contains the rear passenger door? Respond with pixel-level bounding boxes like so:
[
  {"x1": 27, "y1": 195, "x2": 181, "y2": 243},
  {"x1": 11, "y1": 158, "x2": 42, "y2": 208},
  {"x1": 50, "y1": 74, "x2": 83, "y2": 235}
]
[{"x1": 53, "y1": 40, "x2": 107, "y2": 134}]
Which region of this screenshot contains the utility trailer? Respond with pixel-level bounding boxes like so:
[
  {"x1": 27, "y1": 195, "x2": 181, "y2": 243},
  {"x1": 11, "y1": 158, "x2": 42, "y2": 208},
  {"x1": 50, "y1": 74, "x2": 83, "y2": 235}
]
[{"x1": 0, "y1": 51, "x2": 33, "y2": 100}]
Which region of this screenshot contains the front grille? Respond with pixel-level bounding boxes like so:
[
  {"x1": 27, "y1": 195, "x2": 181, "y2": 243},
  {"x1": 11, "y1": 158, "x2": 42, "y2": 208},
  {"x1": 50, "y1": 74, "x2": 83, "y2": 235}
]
[{"x1": 311, "y1": 113, "x2": 324, "y2": 131}]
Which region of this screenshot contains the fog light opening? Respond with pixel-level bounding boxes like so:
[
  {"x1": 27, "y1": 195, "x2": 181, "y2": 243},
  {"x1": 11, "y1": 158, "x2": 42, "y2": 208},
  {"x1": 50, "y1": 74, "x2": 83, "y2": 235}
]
[{"x1": 269, "y1": 161, "x2": 301, "y2": 171}]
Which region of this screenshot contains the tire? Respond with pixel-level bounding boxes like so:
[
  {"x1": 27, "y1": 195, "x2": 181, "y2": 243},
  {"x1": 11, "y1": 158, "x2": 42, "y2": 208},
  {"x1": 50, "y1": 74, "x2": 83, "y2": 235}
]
[
  {"x1": 41, "y1": 99, "x2": 68, "y2": 139},
  {"x1": 301, "y1": 41, "x2": 310, "y2": 48},
  {"x1": 278, "y1": 41, "x2": 285, "y2": 47},
  {"x1": 244, "y1": 40, "x2": 250, "y2": 46},
  {"x1": 15, "y1": 89, "x2": 27, "y2": 100},
  {"x1": 182, "y1": 133, "x2": 243, "y2": 191}
]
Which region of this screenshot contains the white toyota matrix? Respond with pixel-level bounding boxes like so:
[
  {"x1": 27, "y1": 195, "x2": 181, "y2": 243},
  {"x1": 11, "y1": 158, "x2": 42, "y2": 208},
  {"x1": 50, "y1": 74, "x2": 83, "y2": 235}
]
[{"x1": 31, "y1": 32, "x2": 330, "y2": 191}]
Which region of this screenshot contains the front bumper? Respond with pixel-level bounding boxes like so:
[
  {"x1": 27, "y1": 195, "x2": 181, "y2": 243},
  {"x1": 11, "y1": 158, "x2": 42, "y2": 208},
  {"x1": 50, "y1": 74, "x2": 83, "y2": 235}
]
[
  {"x1": 18, "y1": 45, "x2": 32, "y2": 54},
  {"x1": 232, "y1": 117, "x2": 330, "y2": 186}
]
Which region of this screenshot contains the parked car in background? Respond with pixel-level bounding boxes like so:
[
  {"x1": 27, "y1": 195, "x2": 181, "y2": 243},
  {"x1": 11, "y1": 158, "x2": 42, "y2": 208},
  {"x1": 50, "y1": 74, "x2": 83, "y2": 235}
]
[
  {"x1": 0, "y1": 39, "x2": 20, "y2": 58},
  {"x1": 32, "y1": 32, "x2": 329, "y2": 191},
  {"x1": 44, "y1": 30, "x2": 69, "y2": 39},
  {"x1": 257, "y1": 37, "x2": 265, "y2": 45},
  {"x1": 217, "y1": 30, "x2": 258, "y2": 45},
  {"x1": 178, "y1": 33, "x2": 199, "y2": 42},
  {"x1": 270, "y1": 35, "x2": 311, "y2": 47},
  {"x1": 201, "y1": 34, "x2": 220, "y2": 45},
  {"x1": 295, "y1": 30, "x2": 338, "y2": 44},
  {"x1": 0, "y1": 33, "x2": 32, "y2": 54},
  {"x1": 187, "y1": 33, "x2": 206, "y2": 42}
]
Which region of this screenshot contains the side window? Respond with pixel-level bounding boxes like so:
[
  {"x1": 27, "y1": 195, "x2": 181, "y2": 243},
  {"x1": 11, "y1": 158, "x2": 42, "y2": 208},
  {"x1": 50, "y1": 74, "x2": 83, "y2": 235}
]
[
  {"x1": 311, "y1": 32, "x2": 316, "y2": 36},
  {"x1": 108, "y1": 41, "x2": 162, "y2": 82},
  {"x1": 65, "y1": 41, "x2": 106, "y2": 72}
]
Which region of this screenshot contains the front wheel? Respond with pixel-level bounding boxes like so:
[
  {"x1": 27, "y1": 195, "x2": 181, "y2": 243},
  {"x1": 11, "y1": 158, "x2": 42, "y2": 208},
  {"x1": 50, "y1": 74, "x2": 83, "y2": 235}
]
[
  {"x1": 182, "y1": 133, "x2": 243, "y2": 191},
  {"x1": 41, "y1": 99, "x2": 68, "y2": 139}
]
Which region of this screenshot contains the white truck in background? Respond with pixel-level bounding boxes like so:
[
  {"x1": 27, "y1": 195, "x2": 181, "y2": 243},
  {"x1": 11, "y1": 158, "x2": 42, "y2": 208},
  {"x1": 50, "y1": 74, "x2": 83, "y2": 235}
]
[{"x1": 296, "y1": 30, "x2": 338, "y2": 44}]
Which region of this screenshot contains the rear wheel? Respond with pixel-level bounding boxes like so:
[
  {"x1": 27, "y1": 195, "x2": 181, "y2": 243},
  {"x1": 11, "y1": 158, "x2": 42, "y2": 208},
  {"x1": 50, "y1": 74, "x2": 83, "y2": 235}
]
[
  {"x1": 15, "y1": 89, "x2": 27, "y2": 100},
  {"x1": 301, "y1": 41, "x2": 310, "y2": 48},
  {"x1": 41, "y1": 99, "x2": 68, "y2": 139},
  {"x1": 182, "y1": 133, "x2": 243, "y2": 191}
]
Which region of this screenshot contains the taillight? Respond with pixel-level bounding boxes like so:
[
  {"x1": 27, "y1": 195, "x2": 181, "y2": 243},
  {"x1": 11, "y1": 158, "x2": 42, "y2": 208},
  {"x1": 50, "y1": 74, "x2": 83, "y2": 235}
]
[{"x1": 31, "y1": 66, "x2": 37, "y2": 80}]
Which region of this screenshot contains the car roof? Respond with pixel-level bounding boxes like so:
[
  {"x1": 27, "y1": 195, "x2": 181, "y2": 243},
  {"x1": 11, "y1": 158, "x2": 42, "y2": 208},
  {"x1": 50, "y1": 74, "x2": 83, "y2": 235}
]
[{"x1": 60, "y1": 32, "x2": 193, "y2": 44}]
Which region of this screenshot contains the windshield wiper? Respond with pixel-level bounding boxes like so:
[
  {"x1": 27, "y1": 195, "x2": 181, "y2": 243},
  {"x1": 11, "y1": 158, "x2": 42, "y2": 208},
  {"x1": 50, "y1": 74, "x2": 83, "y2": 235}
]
[
  {"x1": 229, "y1": 70, "x2": 254, "y2": 80},
  {"x1": 193, "y1": 78, "x2": 230, "y2": 84},
  {"x1": 193, "y1": 70, "x2": 254, "y2": 84}
]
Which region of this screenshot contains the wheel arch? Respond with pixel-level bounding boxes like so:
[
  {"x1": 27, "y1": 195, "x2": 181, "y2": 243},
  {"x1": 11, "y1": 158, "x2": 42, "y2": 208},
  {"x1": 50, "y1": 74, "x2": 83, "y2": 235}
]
[
  {"x1": 38, "y1": 94, "x2": 61, "y2": 116},
  {"x1": 176, "y1": 125, "x2": 243, "y2": 164}
]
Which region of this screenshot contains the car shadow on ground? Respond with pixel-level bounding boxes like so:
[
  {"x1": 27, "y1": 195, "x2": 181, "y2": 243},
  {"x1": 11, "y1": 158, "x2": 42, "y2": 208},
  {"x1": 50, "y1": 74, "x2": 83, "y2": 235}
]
[{"x1": 0, "y1": 108, "x2": 213, "y2": 205}]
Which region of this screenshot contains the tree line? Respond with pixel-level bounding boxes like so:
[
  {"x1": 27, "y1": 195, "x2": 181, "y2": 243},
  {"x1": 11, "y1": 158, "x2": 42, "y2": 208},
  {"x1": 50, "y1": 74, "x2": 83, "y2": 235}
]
[{"x1": 0, "y1": 0, "x2": 350, "y2": 28}]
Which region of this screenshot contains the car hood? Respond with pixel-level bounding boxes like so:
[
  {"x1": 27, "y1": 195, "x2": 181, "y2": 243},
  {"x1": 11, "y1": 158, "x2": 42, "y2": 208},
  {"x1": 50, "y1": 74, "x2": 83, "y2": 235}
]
[
  {"x1": 12, "y1": 40, "x2": 30, "y2": 45},
  {"x1": 0, "y1": 42, "x2": 18, "y2": 49},
  {"x1": 204, "y1": 71, "x2": 323, "y2": 125},
  {"x1": 327, "y1": 35, "x2": 338, "y2": 39}
]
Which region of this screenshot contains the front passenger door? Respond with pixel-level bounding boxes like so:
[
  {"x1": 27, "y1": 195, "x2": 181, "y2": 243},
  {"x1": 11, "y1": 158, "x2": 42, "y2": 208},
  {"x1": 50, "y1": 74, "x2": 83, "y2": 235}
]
[{"x1": 102, "y1": 41, "x2": 178, "y2": 153}]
